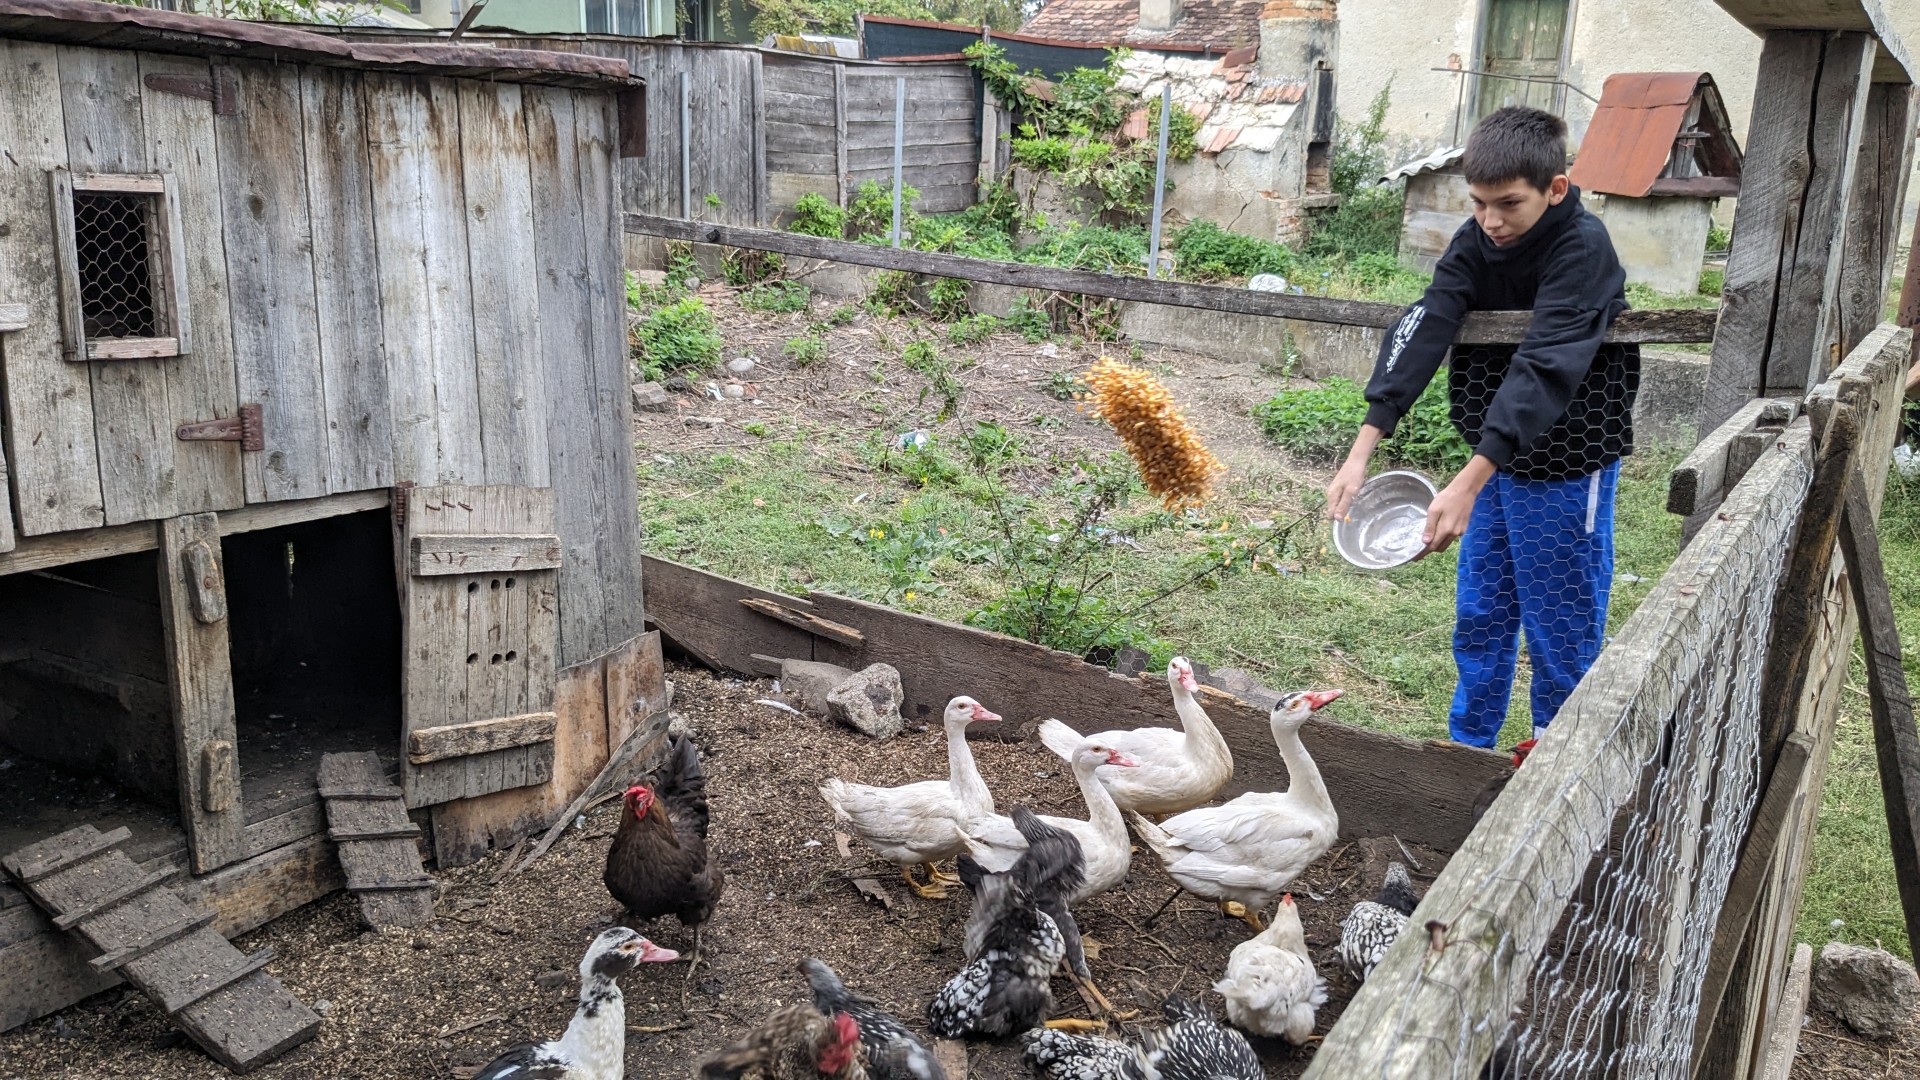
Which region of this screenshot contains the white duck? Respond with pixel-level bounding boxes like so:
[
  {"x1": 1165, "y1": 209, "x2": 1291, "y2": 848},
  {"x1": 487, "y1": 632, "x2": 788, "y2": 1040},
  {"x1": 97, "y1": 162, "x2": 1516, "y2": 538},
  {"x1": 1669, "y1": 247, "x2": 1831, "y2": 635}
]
[
  {"x1": 820, "y1": 695, "x2": 1001, "y2": 898},
  {"x1": 963, "y1": 742, "x2": 1139, "y2": 903},
  {"x1": 1213, "y1": 893, "x2": 1326, "y2": 1044},
  {"x1": 1036, "y1": 657, "x2": 1231, "y2": 818},
  {"x1": 472, "y1": 927, "x2": 679, "y2": 1080},
  {"x1": 1129, "y1": 689, "x2": 1342, "y2": 930}
]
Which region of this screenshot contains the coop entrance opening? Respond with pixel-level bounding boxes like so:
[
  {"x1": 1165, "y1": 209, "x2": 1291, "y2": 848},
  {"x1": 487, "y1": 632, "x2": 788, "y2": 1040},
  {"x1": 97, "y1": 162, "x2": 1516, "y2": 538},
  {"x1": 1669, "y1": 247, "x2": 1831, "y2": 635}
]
[
  {"x1": 0, "y1": 551, "x2": 183, "y2": 863},
  {"x1": 222, "y1": 510, "x2": 402, "y2": 828}
]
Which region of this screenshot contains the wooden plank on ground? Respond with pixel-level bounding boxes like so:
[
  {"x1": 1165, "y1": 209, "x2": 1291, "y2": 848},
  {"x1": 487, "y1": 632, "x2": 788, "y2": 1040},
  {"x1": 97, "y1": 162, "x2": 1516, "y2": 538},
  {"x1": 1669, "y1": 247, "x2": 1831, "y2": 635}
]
[
  {"x1": 458, "y1": 80, "x2": 550, "y2": 488},
  {"x1": 140, "y1": 52, "x2": 244, "y2": 517},
  {"x1": 0, "y1": 40, "x2": 105, "y2": 535},
  {"x1": 1760, "y1": 942, "x2": 1815, "y2": 1080},
  {"x1": 642, "y1": 555, "x2": 1509, "y2": 851},
  {"x1": 625, "y1": 213, "x2": 1719, "y2": 345},
  {"x1": 217, "y1": 60, "x2": 330, "y2": 503},
  {"x1": 299, "y1": 67, "x2": 393, "y2": 495},
  {"x1": 157, "y1": 512, "x2": 246, "y2": 873},
  {"x1": 1838, "y1": 462, "x2": 1920, "y2": 954},
  {"x1": 604, "y1": 630, "x2": 665, "y2": 750}
]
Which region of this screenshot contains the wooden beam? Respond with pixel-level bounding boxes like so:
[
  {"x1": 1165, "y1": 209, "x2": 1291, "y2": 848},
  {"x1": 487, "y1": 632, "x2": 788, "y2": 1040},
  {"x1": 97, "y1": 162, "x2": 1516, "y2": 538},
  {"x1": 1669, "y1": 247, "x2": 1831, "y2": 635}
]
[
  {"x1": 1836, "y1": 83, "x2": 1917, "y2": 358},
  {"x1": 1760, "y1": 943, "x2": 1815, "y2": 1080},
  {"x1": 1838, "y1": 463, "x2": 1920, "y2": 954},
  {"x1": 1700, "y1": 31, "x2": 1878, "y2": 432},
  {"x1": 406, "y1": 711, "x2": 559, "y2": 764},
  {"x1": 157, "y1": 513, "x2": 247, "y2": 874},
  {"x1": 408, "y1": 532, "x2": 563, "y2": 575},
  {"x1": 739, "y1": 596, "x2": 866, "y2": 647},
  {"x1": 1668, "y1": 397, "x2": 1798, "y2": 515},
  {"x1": 0, "y1": 302, "x2": 26, "y2": 333},
  {"x1": 624, "y1": 213, "x2": 1720, "y2": 345},
  {"x1": 1709, "y1": 0, "x2": 1915, "y2": 84},
  {"x1": 0, "y1": 489, "x2": 390, "y2": 579}
]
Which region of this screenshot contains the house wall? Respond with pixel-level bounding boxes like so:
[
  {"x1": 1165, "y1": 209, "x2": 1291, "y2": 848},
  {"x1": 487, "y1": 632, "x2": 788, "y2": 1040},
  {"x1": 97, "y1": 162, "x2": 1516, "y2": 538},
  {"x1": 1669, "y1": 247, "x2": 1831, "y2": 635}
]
[
  {"x1": 473, "y1": 0, "x2": 585, "y2": 33},
  {"x1": 0, "y1": 40, "x2": 644, "y2": 671}
]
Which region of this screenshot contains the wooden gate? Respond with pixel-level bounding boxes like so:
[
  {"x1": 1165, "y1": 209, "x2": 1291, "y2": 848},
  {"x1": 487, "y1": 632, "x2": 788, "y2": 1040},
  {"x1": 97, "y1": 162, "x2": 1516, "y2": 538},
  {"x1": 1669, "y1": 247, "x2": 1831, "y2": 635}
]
[{"x1": 396, "y1": 484, "x2": 561, "y2": 808}]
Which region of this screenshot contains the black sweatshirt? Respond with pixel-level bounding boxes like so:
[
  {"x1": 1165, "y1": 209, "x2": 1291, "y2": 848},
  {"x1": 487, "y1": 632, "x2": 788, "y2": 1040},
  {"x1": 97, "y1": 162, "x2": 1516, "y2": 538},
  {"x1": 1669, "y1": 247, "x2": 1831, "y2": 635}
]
[{"x1": 1362, "y1": 185, "x2": 1639, "y2": 481}]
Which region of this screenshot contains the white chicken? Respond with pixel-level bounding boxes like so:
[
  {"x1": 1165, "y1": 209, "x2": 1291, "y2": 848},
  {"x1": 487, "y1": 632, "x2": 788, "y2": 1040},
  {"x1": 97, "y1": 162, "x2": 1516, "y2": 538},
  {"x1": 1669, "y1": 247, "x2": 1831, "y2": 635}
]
[
  {"x1": 962, "y1": 742, "x2": 1139, "y2": 902},
  {"x1": 819, "y1": 696, "x2": 1001, "y2": 898},
  {"x1": 1212, "y1": 893, "x2": 1326, "y2": 1044},
  {"x1": 1128, "y1": 689, "x2": 1342, "y2": 930},
  {"x1": 1036, "y1": 657, "x2": 1232, "y2": 818}
]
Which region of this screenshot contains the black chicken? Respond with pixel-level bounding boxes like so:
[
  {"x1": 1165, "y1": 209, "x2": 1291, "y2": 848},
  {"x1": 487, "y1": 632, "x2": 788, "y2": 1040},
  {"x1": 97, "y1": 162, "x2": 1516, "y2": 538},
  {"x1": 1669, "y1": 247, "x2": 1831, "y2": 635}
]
[
  {"x1": 928, "y1": 807, "x2": 1085, "y2": 1037},
  {"x1": 1025, "y1": 996, "x2": 1261, "y2": 1080},
  {"x1": 604, "y1": 734, "x2": 724, "y2": 970},
  {"x1": 1337, "y1": 860, "x2": 1421, "y2": 983},
  {"x1": 799, "y1": 958, "x2": 947, "y2": 1080}
]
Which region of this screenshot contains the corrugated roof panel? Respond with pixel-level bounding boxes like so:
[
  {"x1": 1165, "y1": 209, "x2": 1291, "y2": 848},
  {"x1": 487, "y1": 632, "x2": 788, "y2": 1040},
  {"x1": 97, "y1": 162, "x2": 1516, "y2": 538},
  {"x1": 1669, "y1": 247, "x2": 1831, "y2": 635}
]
[{"x1": 1568, "y1": 71, "x2": 1743, "y2": 198}]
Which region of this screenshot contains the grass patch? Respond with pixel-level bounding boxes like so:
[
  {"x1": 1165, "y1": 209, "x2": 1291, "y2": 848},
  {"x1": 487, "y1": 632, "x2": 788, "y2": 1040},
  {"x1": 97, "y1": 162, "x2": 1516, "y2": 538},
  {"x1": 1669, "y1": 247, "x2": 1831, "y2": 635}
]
[{"x1": 740, "y1": 280, "x2": 812, "y2": 314}]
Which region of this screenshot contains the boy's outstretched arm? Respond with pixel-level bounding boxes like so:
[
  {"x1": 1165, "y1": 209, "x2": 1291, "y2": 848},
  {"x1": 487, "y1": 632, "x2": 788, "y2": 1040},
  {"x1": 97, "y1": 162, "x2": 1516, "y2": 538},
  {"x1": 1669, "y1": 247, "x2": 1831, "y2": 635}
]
[{"x1": 1326, "y1": 242, "x2": 1478, "y2": 521}]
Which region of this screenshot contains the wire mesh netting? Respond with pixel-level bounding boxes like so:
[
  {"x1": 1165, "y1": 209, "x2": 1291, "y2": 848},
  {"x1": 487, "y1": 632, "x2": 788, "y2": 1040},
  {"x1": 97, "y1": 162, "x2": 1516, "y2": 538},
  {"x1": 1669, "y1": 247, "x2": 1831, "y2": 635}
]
[{"x1": 73, "y1": 190, "x2": 159, "y2": 340}]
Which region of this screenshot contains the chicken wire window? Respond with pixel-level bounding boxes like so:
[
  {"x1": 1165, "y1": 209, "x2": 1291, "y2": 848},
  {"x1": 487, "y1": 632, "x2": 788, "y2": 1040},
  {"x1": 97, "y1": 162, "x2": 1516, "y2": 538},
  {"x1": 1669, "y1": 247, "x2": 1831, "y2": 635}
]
[{"x1": 51, "y1": 170, "x2": 191, "y2": 361}]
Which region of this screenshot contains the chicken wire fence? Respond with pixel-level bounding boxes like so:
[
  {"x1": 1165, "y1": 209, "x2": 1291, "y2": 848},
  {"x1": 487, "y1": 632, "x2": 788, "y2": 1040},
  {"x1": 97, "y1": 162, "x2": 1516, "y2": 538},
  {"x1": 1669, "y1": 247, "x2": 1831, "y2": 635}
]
[
  {"x1": 1309, "y1": 416, "x2": 1817, "y2": 1079},
  {"x1": 72, "y1": 190, "x2": 160, "y2": 340}
]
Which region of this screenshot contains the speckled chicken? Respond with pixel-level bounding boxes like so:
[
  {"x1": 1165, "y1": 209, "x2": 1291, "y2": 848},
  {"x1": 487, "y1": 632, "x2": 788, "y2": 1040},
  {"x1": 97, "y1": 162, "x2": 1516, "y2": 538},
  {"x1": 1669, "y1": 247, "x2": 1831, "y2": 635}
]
[
  {"x1": 1337, "y1": 861, "x2": 1420, "y2": 983},
  {"x1": 1024, "y1": 996, "x2": 1261, "y2": 1080},
  {"x1": 604, "y1": 734, "x2": 724, "y2": 968},
  {"x1": 1212, "y1": 893, "x2": 1325, "y2": 1045},
  {"x1": 698, "y1": 1002, "x2": 868, "y2": 1080},
  {"x1": 928, "y1": 807, "x2": 1083, "y2": 1038},
  {"x1": 799, "y1": 958, "x2": 947, "y2": 1080}
]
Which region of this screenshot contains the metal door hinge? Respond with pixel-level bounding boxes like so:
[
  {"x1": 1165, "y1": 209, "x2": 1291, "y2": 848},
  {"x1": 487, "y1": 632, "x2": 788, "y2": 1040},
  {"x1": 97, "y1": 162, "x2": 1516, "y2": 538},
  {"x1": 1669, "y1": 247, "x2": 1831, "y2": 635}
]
[
  {"x1": 176, "y1": 403, "x2": 263, "y2": 452},
  {"x1": 143, "y1": 70, "x2": 238, "y2": 115}
]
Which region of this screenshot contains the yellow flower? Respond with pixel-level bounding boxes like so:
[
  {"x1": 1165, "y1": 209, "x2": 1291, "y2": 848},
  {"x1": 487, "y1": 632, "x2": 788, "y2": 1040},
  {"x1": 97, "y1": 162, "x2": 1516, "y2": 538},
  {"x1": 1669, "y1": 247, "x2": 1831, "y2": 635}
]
[{"x1": 904, "y1": 590, "x2": 917, "y2": 601}]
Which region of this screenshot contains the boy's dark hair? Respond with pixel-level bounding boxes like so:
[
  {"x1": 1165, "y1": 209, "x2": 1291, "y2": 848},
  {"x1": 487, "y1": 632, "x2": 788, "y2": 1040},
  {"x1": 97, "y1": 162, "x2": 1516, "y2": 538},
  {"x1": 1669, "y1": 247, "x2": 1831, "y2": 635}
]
[{"x1": 1461, "y1": 106, "x2": 1569, "y2": 191}]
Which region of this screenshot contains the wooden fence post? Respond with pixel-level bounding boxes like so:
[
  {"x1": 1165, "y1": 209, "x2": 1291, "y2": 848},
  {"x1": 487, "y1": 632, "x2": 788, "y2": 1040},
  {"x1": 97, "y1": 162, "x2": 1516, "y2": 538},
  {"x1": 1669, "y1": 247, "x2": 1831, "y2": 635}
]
[
  {"x1": 1698, "y1": 31, "x2": 1877, "y2": 434},
  {"x1": 1836, "y1": 83, "x2": 1917, "y2": 360}
]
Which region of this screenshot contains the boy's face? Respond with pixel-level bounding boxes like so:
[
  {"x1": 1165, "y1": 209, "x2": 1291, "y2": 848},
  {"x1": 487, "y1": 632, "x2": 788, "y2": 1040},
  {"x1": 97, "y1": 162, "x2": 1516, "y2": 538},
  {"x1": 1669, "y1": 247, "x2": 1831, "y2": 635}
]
[{"x1": 1469, "y1": 174, "x2": 1570, "y2": 247}]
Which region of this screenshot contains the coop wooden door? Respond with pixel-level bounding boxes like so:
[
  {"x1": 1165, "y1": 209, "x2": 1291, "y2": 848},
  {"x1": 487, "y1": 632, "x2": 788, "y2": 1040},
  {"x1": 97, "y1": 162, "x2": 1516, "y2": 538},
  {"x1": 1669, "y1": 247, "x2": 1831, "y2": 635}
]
[
  {"x1": 1476, "y1": 0, "x2": 1570, "y2": 119},
  {"x1": 398, "y1": 484, "x2": 561, "y2": 808}
]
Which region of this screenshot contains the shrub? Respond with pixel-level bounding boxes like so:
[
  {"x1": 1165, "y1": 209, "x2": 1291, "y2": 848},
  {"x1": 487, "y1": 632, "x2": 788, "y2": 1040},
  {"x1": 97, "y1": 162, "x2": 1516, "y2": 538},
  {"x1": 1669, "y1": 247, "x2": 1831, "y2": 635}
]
[
  {"x1": 1011, "y1": 132, "x2": 1074, "y2": 173},
  {"x1": 1006, "y1": 297, "x2": 1054, "y2": 342},
  {"x1": 783, "y1": 333, "x2": 826, "y2": 367},
  {"x1": 1252, "y1": 376, "x2": 1469, "y2": 472},
  {"x1": 947, "y1": 313, "x2": 1001, "y2": 345},
  {"x1": 632, "y1": 296, "x2": 722, "y2": 381},
  {"x1": 740, "y1": 280, "x2": 812, "y2": 314},
  {"x1": 787, "y1": 191, "x2": 846, "y2": 238},
  {"x1": 848, "y1": 179, "x2": 920, "y2": 242},
  {"x1": 1304, "y1": 83, "x2": 1406, "y2": 261},
  {"x1": 1169, "y1": 220, "x2": 1296, "y2": 281}
]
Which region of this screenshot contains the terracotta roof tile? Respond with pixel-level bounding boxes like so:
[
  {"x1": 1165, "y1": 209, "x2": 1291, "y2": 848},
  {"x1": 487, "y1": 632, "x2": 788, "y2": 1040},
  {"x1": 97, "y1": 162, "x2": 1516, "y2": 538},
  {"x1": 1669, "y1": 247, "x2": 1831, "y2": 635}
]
[{"x1": 1021, "y1": 0, "x2": 1267, "y2": 50}]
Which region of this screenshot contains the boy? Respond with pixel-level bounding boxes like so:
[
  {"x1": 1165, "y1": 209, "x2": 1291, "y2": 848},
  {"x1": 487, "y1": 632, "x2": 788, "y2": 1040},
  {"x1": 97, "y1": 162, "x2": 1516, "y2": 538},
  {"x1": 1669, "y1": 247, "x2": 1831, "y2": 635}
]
[{"x1": 1324, "y1": 106, "x2": 1638, "y2": 750}]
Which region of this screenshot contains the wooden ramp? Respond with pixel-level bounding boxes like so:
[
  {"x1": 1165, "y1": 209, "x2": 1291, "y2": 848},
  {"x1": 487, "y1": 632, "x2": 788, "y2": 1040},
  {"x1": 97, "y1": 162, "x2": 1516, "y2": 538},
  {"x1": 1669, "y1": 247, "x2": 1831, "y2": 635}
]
[
  {"x1": 318, "y1": 752, "x2": 435, "y2": 928},
  {"x1": 1, "y1": 824, "x2": 320, "y2": 1073}
]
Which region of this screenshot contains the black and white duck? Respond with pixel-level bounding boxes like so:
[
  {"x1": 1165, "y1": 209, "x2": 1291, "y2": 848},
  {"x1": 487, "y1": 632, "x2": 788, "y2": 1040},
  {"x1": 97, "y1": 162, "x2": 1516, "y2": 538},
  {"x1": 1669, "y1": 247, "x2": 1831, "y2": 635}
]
[{"x1": 472, "y1": 926, "x2": 679, "y2": 1080}]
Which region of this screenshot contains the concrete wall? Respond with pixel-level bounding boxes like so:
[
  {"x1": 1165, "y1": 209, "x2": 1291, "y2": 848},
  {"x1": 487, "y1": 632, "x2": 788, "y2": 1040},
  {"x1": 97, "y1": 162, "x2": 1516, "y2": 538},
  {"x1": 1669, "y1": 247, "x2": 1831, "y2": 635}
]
[{"x1": 1588, "y1": 194, "x2": 1713, "y2": 295}]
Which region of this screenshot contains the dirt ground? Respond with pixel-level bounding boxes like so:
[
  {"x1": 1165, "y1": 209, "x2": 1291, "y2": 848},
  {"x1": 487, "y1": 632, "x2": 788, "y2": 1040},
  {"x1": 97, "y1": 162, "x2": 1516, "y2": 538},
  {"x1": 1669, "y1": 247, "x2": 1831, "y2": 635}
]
[{"x1": 1, "y1": 665, "x2": 1435, "y2": 1079}]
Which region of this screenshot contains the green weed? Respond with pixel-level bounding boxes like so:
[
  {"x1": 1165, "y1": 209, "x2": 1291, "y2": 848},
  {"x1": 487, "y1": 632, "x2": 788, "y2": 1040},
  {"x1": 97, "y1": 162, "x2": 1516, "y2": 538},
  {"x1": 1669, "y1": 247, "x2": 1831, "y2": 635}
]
[
  {"x1": 783, "y1": 334, "x2": 826, "y2": 368},
  {"x1": 631, "y1": 295, "x2": 721, "y2": 381},
  {"x1": 1252, "y1": 376, "x2": 1470, "y2": 473},
  {"x1": 740, "y1": 280, "x2": 812, "y2": 314},
  {"x1": 788, "y1": 191, "x2": 846, "y2": 239}
]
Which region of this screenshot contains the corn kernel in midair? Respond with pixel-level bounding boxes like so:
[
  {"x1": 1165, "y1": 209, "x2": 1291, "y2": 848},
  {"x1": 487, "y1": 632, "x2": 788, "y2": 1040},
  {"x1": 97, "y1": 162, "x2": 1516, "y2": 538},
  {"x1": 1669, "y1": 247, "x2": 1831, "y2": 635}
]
[{"x1": 1084, "y1": 357, "x2": 1223, "y2": 509}]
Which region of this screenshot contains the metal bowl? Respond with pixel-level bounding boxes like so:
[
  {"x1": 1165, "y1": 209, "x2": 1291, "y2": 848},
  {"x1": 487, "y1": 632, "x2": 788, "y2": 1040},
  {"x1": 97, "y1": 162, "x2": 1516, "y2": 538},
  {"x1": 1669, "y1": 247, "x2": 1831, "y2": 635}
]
[{"x1": 1333, "y1": 469, "x2": 1438, "y2": 570}]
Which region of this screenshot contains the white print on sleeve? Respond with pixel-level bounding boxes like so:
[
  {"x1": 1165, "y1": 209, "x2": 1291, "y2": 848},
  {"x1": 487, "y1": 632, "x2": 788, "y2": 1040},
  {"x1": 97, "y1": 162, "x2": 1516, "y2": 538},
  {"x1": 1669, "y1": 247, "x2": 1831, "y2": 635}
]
[{"x1": 1384, "y1": 304, "x2": 1425, "y2": 375}]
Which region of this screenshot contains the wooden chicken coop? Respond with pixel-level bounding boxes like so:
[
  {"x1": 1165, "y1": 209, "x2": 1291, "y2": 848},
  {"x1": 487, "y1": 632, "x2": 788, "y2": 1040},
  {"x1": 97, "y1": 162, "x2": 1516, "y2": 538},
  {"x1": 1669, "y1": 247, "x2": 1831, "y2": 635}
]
[{"x1": 0, "y1": 0, "x2": 664, "y2": 1042}]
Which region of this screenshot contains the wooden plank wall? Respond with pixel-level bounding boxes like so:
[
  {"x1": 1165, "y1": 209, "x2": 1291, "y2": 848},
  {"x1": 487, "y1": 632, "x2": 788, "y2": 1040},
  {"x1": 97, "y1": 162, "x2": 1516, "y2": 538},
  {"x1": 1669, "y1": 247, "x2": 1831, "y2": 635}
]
[
  {"x1": 0, "y1": 42, "x2": 642, "y2": 669},
  {"x1": 408, "y1": 34, "x2": 983, "y2": 224}
]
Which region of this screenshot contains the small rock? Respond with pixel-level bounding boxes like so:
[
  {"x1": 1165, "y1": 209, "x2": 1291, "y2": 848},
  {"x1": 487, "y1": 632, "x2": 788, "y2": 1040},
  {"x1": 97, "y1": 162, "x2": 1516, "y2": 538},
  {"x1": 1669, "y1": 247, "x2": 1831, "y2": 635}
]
[
  {"x1": 727, "y1": 356, "x2": 757, "y2": 376},
  {"x1": 533, "y1": 969, "x2": 573, "y2": 991},
  {"x1": 1039, "y1": 343, "x2": 1059, "y2": 357},
  {"x1": 631, "y1": 381, "x2": 671, "y2": 412},
  {"x1": 490, "y1": 923, "x2": 515, "y2": 936},
  {"x1": 780, "y1": 658, "x2": 856, "y2": 717},
  {"x1": 664, "y1": 375, "x2": 693, "y2": 393},
  {"x1": 631, "y1": 269, "x2": 668, "y2": 287},
  {"x1": 1812, "y1": 942, "x2": 1920, "y2": 1038},
  {"x1": 722, "y1": 382, "x2": 745, "y2": 399},
  {"x1": 313, "y1": 1000, "x2": 331, "y2": 1015},
  {"x1": 826, "y1": 663, "x2": 906, "y2": 739},
  {"x1": 1248, "y1": 272, "x2": 1290, "y2": 293},
  {"x1": 685, "y1": 415, "x2": 724, "y2": 429}
]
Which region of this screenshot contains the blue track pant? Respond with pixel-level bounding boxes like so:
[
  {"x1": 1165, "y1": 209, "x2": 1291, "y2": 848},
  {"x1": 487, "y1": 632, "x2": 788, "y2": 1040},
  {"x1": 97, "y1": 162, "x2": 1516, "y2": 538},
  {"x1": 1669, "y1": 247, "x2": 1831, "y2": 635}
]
[{"x1": 1448, "y1": 461, "x2": 1619, "y2": 748}]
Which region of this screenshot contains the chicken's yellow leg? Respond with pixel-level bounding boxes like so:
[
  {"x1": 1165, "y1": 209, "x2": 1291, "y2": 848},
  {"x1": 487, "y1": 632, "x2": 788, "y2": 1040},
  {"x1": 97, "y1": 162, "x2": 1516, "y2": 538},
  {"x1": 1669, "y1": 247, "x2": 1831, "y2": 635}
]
[
  {"x1": 927, "y1": 862, "x2": 963, "y2": 886},
  {"x1": 1221, "y1": 900, "x2": 1266, "y2": 932},
  {"x1": 1070, "y1": 972, "x2": 1113, "y2": 1016},
  {"x1": 901, "y1": 864, "x2": 950, "y2": 900}
]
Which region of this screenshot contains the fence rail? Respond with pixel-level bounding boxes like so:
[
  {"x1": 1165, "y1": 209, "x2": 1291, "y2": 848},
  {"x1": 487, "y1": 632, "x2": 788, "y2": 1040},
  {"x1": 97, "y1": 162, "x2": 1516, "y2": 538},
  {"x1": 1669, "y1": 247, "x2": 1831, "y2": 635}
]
[{"x1": 1303, "y1": 323, "x2": 1912, "y2": 1078}]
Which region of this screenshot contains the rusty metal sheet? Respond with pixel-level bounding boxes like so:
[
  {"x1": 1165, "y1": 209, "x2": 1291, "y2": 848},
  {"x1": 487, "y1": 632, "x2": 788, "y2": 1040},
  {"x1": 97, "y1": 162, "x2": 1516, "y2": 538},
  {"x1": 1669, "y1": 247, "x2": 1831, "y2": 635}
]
[{"x1": 1569, "y1": 71, "x2": 1731, "y2": 198}]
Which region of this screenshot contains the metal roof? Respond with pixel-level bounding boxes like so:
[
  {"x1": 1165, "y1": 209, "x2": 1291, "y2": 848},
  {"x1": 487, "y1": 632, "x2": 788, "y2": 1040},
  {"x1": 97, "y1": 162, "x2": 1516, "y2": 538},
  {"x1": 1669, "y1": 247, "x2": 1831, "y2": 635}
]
[
  {"x1": 1567, "y1": 72, "x2": 1743, "y2": 198},
  {"x1": 0, "y1": 0, "x2": 636, "y2": 89},
  {"x1": 1381, "y1": 146, "x2": 1464, "y2": 184}
]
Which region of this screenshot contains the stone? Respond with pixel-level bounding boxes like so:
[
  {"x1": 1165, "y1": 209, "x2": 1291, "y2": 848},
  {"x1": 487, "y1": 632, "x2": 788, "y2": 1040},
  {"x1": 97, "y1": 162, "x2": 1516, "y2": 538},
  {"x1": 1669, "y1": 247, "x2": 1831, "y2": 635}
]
[
  {"x1": 826, "y1": 663, "x2": 905, "y2": 739},
  {"x1": 780, "y1": 658, "x2": 857, "y2": 717},
  {"x1": 723, "y1": 382, "x2": 746, "y2": 399},
  {"x1": 631, "y1": 269, "x2": 668, "y2": 287},
  {"x1": 727, "y1": 356, "x2": 757, "y2": 376},
  {"x1": 1811, "y1": 942, "x2": 1920, "y2": 1038},
  {"x1": 685, "y1": 415, "x2": 724, "y2": 429},
  {"x1": 664, "y1": 375, "x2": 692, "y2": 392},
  {"x1": 631, "y1": 381, "x2": 671, "y2": 412}
]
